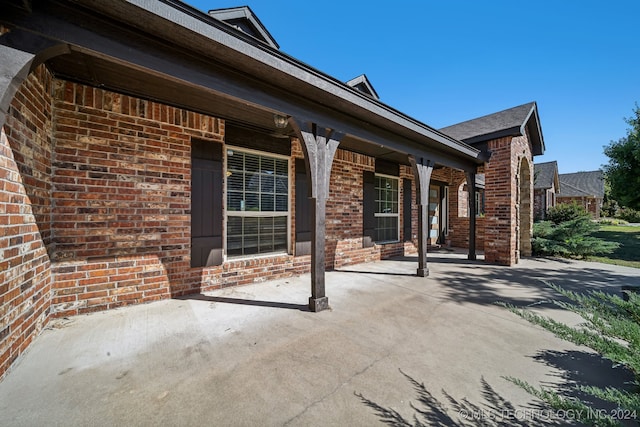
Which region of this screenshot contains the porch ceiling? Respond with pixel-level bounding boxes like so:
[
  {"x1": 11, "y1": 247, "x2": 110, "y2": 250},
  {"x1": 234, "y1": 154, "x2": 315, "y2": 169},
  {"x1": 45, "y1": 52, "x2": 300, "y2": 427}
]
[{"x1": 1, "y1": 0, "x2": 484, "y2": 170}]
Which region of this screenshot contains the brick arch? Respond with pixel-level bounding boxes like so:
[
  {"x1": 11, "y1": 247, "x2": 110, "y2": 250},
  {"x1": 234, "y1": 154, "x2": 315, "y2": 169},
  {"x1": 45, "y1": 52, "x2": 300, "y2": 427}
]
[
  {"x1": 0, "y1": 43, "x2": 68, "y2": 130},
  {"x1": 518, "y1": 157, "x2": 533, "y2": 258}
]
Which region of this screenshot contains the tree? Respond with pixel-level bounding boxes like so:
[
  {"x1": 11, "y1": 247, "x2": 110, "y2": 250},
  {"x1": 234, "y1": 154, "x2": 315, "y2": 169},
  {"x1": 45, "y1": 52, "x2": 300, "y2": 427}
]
[{"x1": 603, "y1": 104, "x2": 640, "y2": 210}]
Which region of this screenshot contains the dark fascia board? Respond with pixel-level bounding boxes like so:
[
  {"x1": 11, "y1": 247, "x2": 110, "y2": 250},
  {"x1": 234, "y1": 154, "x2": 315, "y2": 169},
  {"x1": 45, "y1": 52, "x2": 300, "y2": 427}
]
[
  {"x1": 98, "y1": 0, "x2": 483, "y2": 164},
  {"x1": 346, "y1": 74, "x2": 380, "y2": 100},
  {"x1": 207, "y1": 6, "x2": 280, "y2": 50},
  {"x1": 464, "y1": 126, "x2": 523, "y2": 145},
  {"x1": 525, "y1": 105, "x2": 545, "y2": 156},
  {"x1": 516, "y1": 102, "x2": 544, "y2": 156}
]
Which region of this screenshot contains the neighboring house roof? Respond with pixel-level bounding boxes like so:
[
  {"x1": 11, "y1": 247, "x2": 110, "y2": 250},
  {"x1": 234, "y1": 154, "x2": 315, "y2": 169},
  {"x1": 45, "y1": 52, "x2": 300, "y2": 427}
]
[
  {"x1": 345, "y1": 74, "x2": 379, "y2": 100},
  {"x1": 534, "y1": 161, "x2": 559, "y2": 190},
  {"x1": 440, "y1": 102, "x2": 545, "y2": 156},
  {"x1": 558, "y1": 171, "x2": 604, "y2": 198},
  {"x1": 208, "y1": 6, "x2": 280, "y2": 49}
]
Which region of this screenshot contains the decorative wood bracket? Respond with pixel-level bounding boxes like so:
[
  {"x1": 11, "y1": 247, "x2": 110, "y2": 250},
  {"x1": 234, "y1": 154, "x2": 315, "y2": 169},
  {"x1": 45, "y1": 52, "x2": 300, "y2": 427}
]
[{"x1": 289, "y1": 117, "x2": 343, "y2": 312}]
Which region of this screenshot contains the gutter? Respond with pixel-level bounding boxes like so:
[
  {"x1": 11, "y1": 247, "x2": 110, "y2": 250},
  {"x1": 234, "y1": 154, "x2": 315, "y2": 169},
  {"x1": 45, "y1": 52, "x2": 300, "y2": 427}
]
[{"x1": 116, "y1": 0, "x2": 483, "y2": 162}]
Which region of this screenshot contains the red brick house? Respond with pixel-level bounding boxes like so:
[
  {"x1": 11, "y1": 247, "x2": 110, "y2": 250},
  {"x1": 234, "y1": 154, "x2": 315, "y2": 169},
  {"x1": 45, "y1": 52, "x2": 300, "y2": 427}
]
[
  {"x1": 557, "y1": 170, "x2": 605, "y2": 218},
  {"x1": 0, "y1": 1, "x2": 544, "y2": 378}
]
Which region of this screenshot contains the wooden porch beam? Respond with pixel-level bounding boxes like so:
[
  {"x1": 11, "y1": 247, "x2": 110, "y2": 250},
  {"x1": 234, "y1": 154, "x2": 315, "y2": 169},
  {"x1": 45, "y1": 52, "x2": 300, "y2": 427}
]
[
  {"x1": 289, "y1": 118, "x2": 343, "y2": 312},
  {"x1": 409, "y1": 156, "x2": 434, "y2": 277}
]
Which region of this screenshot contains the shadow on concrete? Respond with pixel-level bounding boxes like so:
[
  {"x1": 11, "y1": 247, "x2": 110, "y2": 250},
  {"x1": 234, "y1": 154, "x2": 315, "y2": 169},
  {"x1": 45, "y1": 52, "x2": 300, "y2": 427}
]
[
  {"x1": 431, "y1": 259, "x2": 636, "y2": 309},
  {"x1": 336, "y1": 269, "x2": 417, "y2": 277},
  {"x1": 533, "y1": 349, "x2": 636, "y2": 419},
  {"x1": 181, "y1": 294, "x2": 309, "y2": 312},
  {"x1": 357, "y1": 370, "x2": 558, "y2": 426}
]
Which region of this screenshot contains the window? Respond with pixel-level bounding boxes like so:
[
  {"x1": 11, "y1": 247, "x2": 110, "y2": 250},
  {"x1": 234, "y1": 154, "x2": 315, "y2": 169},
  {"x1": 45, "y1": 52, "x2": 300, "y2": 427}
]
[
  {"x1": 374, "y1": 174, "x2": 399, "y2": 242},
  {"x1": 226, "y1": 148, "x2": 289, "y2": 257}
]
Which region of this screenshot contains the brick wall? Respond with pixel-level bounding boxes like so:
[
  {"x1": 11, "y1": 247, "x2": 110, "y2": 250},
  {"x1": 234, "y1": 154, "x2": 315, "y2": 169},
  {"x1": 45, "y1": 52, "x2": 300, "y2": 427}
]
[
  {"x1": 0, "y1": 66, "x2": 53, "y2": 379},
  {"x1": 483, "y1": 135, "x2": 533, "y2": 265},
  {"x1": 49, "y1": 79, "x2": 225, "y2": 315},
  {"x1": 446, "y1": 168, "x2": 486, "y2": 250}
]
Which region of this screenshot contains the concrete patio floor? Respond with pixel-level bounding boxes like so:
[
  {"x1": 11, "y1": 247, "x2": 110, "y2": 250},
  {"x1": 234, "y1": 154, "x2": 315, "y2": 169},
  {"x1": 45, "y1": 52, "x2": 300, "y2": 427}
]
[{"x1": 1, "y1": 252, "x2": 638, "y2": 426}]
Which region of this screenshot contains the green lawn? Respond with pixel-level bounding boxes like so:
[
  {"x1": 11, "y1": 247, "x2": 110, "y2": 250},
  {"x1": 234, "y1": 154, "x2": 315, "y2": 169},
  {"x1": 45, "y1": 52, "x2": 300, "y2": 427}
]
[{"x1": 589, "y1": 225, "x2": 640, "y2": 268}]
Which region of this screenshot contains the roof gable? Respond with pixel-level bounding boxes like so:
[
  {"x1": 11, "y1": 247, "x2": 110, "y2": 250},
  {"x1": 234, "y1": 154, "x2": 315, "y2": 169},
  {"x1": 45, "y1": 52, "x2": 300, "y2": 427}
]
[
  {"x1": 558, "y1": 171, "x2": 604, "y2": 198},
  {"x1": 345, "y1": 74, "x2": 379, "y2": 100},
  {"x1": 534, "y1": 161, "x2": 559, "y2": 190},
  {"x1": 208, "y1": 6, "x2": 279, "y2": 49},
  {"x1": 439, "y1": 102, "x2": 545, "y2": 156}
]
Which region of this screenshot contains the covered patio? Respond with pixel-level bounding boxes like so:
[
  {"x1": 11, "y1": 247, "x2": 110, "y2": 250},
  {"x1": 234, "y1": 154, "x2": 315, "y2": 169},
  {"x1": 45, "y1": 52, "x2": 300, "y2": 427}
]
[
  {"x1": 0, "y1": 0, "x2": 485, "y2": 312},
  {"x1": 0, "y1": 253, "x2": 636, "y2": 425}
]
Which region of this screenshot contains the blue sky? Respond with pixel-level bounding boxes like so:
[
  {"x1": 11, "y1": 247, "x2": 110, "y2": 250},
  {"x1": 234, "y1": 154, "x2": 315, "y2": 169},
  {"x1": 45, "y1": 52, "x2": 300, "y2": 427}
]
[{"x1": 188, "y1": 0, "x2": 639, "y2": 174}]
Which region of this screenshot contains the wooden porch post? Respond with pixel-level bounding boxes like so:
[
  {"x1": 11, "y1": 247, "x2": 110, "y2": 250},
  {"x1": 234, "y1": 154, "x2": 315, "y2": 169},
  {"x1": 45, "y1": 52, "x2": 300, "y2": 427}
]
[
  {"x1": 289, "y1": 118, "x2": 342, "y2": 312},
  {"x1": 409, "y1": 156, "x2": 434, "y2": 277},
  {"x1": 466, "y1": 171, "x2": 477, "y2": 261}
]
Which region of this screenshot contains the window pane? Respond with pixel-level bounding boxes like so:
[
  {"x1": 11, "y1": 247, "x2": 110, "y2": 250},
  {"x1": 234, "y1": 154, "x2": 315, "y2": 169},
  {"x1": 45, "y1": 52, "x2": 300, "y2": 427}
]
[
  {"x1": 227, "y1": 216, "x2": 242, "y2": 235},
  {"x1": 261, "y1": 194, "x2": 275, "y2": 211},
  {"x1": 275, "y1": 159, "x2": 288, "y2": 176},
  {"x1": 274, "y1": 216, "x2": 287, "y2": 251},
  {"x1": 227, "y1": 151, "x2": 243, "y2": 171},
  {"x1": 259, "y1": 217, "x2": 274, "y2": 234},
  {"x1": 261, "y1": 173, "x2": 275, "y2": 193},
  {"x1": 275, "y1": 176, "x2": 288, "y2": 194},
  {"x1": 227, "y1": 236, "x2": 242, "y2": 257},
  {"x1": 374, "y1": 216, "x2": 398, "y2": 242},
  {"x1": 227, "y1": 191, "x2": 242, "y2": 211},
  {"x1": 276, "y1": 195, "x2": 288, "y2": 212},
  {"x1": 245, "y1": 154, "x2": 259, "y2": 173},
  {"x1": 245, "y1": 192, "x2": 259, "y2": 211}
]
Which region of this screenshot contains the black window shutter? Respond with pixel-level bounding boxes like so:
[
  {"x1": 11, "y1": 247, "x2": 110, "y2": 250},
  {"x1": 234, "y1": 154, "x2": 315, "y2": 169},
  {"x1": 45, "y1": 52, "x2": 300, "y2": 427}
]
[
  {"x1": 191, "y1": 140, "x2": 223, "y2": 268},
  {"x1": 363, "y1": 170, "x2": 376, "y2": 247},
  {"x1": 403, "y1": 178, "x2": 413, "y2": 242},
  {"x1": 295, "y1": 158, "x2": 312, "y2": 256}
]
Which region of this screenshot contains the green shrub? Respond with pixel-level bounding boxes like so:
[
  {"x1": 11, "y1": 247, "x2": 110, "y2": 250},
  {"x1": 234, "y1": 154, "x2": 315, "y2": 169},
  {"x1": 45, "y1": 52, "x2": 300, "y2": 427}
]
[
  {"x1": 617, "y1": 208, "x2": 640, "y2": 223},
  {"x1": 546, "y1": 203, "x2": 590, "y2": 225},
  {"x1": 532, "y1": 217, "x2": 619, "y2": 258}
]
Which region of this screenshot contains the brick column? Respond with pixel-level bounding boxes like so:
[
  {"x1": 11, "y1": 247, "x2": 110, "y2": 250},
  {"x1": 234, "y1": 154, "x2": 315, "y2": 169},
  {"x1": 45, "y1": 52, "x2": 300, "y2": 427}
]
[{"x1": 483, "y1": 137, "x2": 516, "y2": 265}]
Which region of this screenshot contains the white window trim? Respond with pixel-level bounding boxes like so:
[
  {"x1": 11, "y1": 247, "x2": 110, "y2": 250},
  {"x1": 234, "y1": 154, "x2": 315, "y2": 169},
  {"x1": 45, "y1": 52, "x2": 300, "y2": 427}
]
[
  {"x1": 223, "y1": 145, "x2": 291, "y2": 261},
  {"x1": 374, "y1": 173, "x2": 400, "y2": 243}
]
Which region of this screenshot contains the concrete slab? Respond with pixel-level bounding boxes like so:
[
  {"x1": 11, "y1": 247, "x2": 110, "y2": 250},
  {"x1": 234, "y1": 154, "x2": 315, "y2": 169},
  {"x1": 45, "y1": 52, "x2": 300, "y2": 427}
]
[{"x1": 1, "y1": 253, "x2": 638, "y2": 426}]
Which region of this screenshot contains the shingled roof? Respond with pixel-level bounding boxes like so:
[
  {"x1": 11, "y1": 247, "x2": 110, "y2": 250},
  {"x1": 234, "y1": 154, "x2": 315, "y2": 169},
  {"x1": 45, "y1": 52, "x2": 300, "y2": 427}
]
[
  {"x1": 440, "y1": 102, "x2": 545, "y2": 156},
  {"x1": 558, "y1": 171, "x2": 604, "y2": 198},
  {"x1": 534, "y1": 161, "x2": 559, "y2": 190}
]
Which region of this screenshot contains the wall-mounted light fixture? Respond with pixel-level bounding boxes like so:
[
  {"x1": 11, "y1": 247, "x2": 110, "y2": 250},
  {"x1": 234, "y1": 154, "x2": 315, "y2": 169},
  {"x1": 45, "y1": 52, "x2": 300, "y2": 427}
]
[{"x1": 273, "y1": 114, "x2": 288, "y2": 129}]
